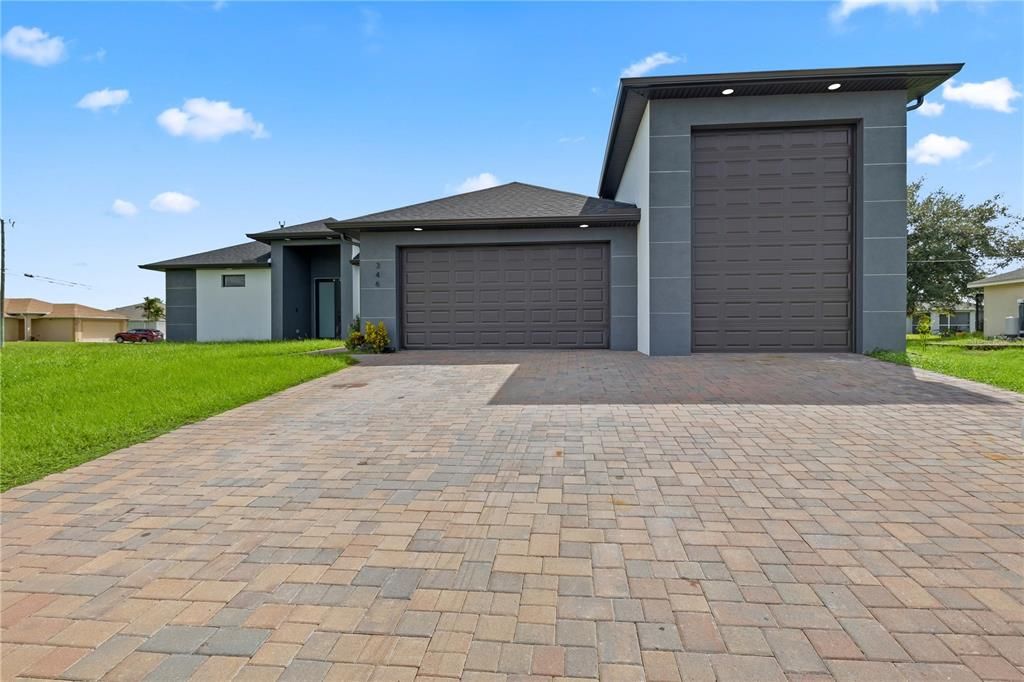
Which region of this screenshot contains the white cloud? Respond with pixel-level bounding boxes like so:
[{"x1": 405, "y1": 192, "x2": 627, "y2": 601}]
[
  {"x1": 908, "y1": 133, "x2": 970, "y2": 165},
  {"x1": 558, "y1": 136, "x2": 585, "y2": 144},
  {"x1": 942, "y1": 77, "x2": 1021, "y2": 113},
  {"x1": 150, "y1": 192, "x2": 199, "y2": 213},
  {"x1": 83, "y1": 48, "x2": 106, "y2": 63},
  {"x1": 915, "y1": 100, "x2": 944, "y2": 117},
  {"x1": 621, "y1": 52, "x2": 681, "y2": 78},
  {"x1": 111, "y1": 199, "x2": 138, "y2": 217},
  {"x1": 361, "y1": 8, "x2": 381, "y2": 36},
  {"x1": 157, "y1": 98, "x2": 268, "y2": 141},
  {"x1": 1, "y1": 26, "x2": 67, "y2": 66},
  {"x1": 830, "y1": 0, "x2": 938, "y2": 22},
  {"x1": 969, "y1": 154, "x2": 994, "y2": 170},
  {"x1": 450, "y1": 173, "x2": 500, "y2": 194},
  {"x1": 212, "y1": 1, "x2": 227, "y2": 10},
  {"x1": 77, "y1": 88, "x2": 130, "y2": 112}
]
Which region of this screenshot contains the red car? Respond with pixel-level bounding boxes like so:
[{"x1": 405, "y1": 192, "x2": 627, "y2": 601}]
[{"x1": 115, "y1": 329, "x2": 164, "y2": 343}]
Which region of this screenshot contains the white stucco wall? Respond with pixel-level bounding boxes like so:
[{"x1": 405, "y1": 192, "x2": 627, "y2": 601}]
[
  {"x1": 981, "y1": 283, "x2": 1024, "y2": 336},
  {"x1": 614, "y1": 104, "x2": 651, "y2": 354},
  {"x1": 195, "y1": 268, "x2": 271, "y2": 341}
]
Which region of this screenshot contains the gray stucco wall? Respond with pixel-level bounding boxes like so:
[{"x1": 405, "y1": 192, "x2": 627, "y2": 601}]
[
  {"x1": 164, "y1": 269, "x2": 197, "y2": 342},
  {"x1": 646, "y1": 90, "x2": 908, "y2": 355},
  {"x1": 356, "y1": 227, "x2": 638, "y2": 351}
]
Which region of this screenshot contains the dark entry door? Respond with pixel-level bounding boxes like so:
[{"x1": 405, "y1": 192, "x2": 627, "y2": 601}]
[
  {"x1": 691, "y1": 126, "x2": 854, "y2": 352},
  {"x1": 400, "y1": 243, "x2": 610, "y2": 349},
  {"x1": 315, "y1": 278, "x2": 340, "y2": 338}
]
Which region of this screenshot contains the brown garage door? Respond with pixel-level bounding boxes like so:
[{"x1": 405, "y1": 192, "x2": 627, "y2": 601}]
[
  {"x1": 692, "y1": 126, "x2": 853, "y2": 352},
  {"x1": 401, "y1": 243, "x2": 609, "y2": 349}
]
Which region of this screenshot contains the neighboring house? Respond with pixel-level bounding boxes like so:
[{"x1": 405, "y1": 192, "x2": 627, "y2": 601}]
[
  {"x1": 142, "y1": 63, "x2": 962, "y2": 355},
  {"x1": 107, "y1": 303, "x2": 167, "y2": 334},
  {"x1": 906, "y1": 303, "x2": 978, "y2": 335},
  {"x1": 3, "y1": 298, "x2": 128, "y2": 342},
  {"x1": 968, "y1": 266, "x2": 1024, "y2": 337}
]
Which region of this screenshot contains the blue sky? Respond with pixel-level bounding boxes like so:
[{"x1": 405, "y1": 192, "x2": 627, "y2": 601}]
[{"x1": 3, "y1": 1, "x2": 1022, "y2": 309}]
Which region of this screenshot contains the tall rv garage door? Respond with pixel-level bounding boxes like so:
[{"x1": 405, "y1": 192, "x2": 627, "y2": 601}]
[
  {"x1": 692, "y1": 126, "x2": 853, "y2": 352},
  {"x1": 400, "y1": 244, "x2": 609, "y2": 349}
]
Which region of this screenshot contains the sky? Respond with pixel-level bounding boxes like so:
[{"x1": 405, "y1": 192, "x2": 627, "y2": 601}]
[{"x1": 2, "y1": 0, "x2": 1022, "y2": 309}]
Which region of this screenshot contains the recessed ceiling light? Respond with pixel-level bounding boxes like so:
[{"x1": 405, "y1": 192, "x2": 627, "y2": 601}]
[
  {"x1": 579, "y1": 223, "x2": 589, "y2": 229},
  {"x1": 721, "y1": 88, "x2": 734, "y2": 95},
  {"x1": 828, "y1": 83, "x2": 842, "y2": 91},
  {"x1": 413, "y1": 227, "x2": 423, "y2": 231}
]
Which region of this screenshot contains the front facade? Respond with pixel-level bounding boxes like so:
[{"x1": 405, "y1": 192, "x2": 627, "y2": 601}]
[
  {"x1": 3, "y1": 299, "x2": 128, "y2": 342},
  {"x1": 143, "y1": 63, "x2": 962, "y2": 355},
  {"x1": 968, "y1": 267, "x2": 1024, "y2": 337}
]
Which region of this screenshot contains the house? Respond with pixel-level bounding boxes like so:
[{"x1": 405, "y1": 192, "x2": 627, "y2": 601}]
[
  {"x1": 3, "y1": 298, "x2": 128, "y2": 342},
  {"x1": 906, "y1": 302, "x2": 979, "y2": 335},
  {"x1": 141, "y1": 219, "x2": 357, "y2": 342},
  {"x1": 107, "y1": 303, "x2": 167, "y2": 334},
  {"x1": 142, "y1": 63, "x2": 962, "y2": 355},
  {"x1": 968, "y1": 266, "x2": 1024, "y2": 337}
]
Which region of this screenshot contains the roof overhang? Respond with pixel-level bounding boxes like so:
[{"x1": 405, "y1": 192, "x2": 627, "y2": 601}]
[
  {"x1": 246, "y1": 231, "x2": 341, "y2": 244},
  {"x1": 598, "y1": 63, "x2": 964, "y2": 198},
  {"x1": 139, "y1": 263, "x2": 271, "y2": 272},
  {"x1": 326, "y1": 213, "x2": 640, "y2": 235},
  {"x1": 968, "y1": 277, "x2": 1024, "y2": 289}
]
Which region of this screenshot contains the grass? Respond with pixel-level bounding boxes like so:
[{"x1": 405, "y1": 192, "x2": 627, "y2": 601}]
[
  {"x1": 1, "y1": 341, "x2": 353, "y2": 491},
  {"x1": 870, "y1": 335, "x2": 1024, "y2": 394}
]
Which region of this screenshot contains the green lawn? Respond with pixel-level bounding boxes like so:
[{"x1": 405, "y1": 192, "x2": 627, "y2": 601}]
[
  {"x1": 1, "y1": 341, "x2": 353, "y2": 491},
  {"x1": 871, "y1": 336, "x2": 1024, "y2": 394}
]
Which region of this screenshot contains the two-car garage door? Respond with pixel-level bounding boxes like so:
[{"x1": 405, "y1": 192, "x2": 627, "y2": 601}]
[
  {"x1": 400, "y1": 243, "x2": 610, "y2": 349},
  {"x1": 692, "y1": 126, "x2": 854, "y2": 352}
]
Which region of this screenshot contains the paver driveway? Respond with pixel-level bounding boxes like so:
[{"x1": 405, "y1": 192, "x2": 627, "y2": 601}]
[{"x1": 2, "y1": 351, "x2": 1023, "y2": 682}]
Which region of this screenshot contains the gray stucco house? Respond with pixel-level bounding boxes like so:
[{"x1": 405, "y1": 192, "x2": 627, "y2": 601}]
[{"x1": 142, "y1": 63, "x2": 962, "y2": 355}]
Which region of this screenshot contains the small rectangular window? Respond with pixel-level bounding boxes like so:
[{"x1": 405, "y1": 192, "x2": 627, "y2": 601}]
[{"x1": 222, "y1": 274, "x2": 246, "y2": 288}]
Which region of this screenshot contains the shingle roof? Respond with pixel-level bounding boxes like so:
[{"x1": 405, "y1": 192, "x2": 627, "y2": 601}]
[
  {"x1": 48, "y1": 304, "x2": 128, "y2": 320},
  {"x1": 4, "y1": 298, "x2": 53, "y2": 316},
  {"x1": 967, "y1": 266, "x2": 1024, "y2": 289},
  {"x1": 139, "y1": 241, "x2": 271, "y2": 271},
  {"x1": 107, "y1": 303, "x2": 149, "y2": 318},
  {"x1": 247, "y1": 218, "x2": 338, "y2": 242},
  {"x1": 3, "y1": 298, "x2": 127, "y2": 319},
  {"x1": 332, "y1": 182, "x2": 639, "y2": 231}
]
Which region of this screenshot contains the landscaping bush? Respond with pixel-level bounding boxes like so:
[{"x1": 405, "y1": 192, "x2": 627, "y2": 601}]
[
  {"x1": 345, "y1": 321, "x2": 391, "y2": 353},
  {"x1": 364, "y1": 321, "x2": 391, "y2": 353}
]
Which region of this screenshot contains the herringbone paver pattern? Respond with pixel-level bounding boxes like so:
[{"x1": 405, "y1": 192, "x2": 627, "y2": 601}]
[{"x1": 2, "y1": 351, "x2": 1022, "y2": 681}]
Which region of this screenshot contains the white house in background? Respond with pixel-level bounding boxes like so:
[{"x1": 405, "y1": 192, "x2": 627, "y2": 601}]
[
  {"x1": 107, "y1": 303, "x2": 167, "y2": 334},
  {"x1": 906, "y1": 302, "x2": 978, "y2": 335},
  {"x1": 968, "y1": 266, "x2": 1024, "y2": 337}
]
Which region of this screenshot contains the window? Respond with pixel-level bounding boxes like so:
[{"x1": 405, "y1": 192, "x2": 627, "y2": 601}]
[
  {"x1": 938, "y1": 312, "x2": 970, "y2": 332},
  {"x1": 222, "y1": 274, "x2": 245, "y2": 288}
]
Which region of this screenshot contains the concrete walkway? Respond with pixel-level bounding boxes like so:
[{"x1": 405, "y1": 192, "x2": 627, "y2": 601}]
[{"x1": 2, "y1": 352, "x2": 1022, "y2": 681}]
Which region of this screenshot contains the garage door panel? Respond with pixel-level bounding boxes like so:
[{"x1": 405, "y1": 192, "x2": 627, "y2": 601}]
[
  {"x1": 693, "y1": 125, "x2": 853, "y2": 352},
  {"x1": 401, "y1": 243, "x2": 609, "y2": 349}
]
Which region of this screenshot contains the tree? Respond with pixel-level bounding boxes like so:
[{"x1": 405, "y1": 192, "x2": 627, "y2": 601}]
[
  {"x1": 142, "y1": 296, "x2": 165, "y2": 323},
  {"x1": 907, "y1": 179, "x2": 1024, "y2": 315}
]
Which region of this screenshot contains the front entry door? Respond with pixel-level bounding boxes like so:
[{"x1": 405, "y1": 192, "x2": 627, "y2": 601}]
[{"x1": 315, "y1": 278, "x2": 340, "y2": 338}]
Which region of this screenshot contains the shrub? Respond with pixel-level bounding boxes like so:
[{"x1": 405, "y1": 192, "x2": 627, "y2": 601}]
[
  {"x1": 349, "y1": 316, "x2": 361, "y2": 335},
  {"x1": 915, "y1": 314, "x2": 932, "y2": 336},
  {"x1": 364, "y1": 321, "x2": 391, "y2": 353},
  {"x1": 346, "y1": 330, "x2": 366, "y2": 351}
]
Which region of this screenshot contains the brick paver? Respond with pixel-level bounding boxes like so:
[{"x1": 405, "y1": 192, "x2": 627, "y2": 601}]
[{"x1": 2, "y1": 351, "x2": 1022, "y2": 680}]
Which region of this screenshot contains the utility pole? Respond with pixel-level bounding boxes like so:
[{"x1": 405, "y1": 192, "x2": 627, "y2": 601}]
[{"x1": 0, "y1": 217, "x2": 10, "y2": 349}]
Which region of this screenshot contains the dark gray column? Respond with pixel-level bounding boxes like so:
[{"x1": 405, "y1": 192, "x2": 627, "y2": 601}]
[
  {"x1": 339, "y1": 239, "x2": 354, "y2": 336},
  {"x1": 270, "y1": 242, "x2": 285, "y2": 340}
]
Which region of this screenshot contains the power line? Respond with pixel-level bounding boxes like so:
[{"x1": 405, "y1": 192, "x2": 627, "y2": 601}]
[{"x1": 23, "y1": 273, "x2": 92, "y2": 289}]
